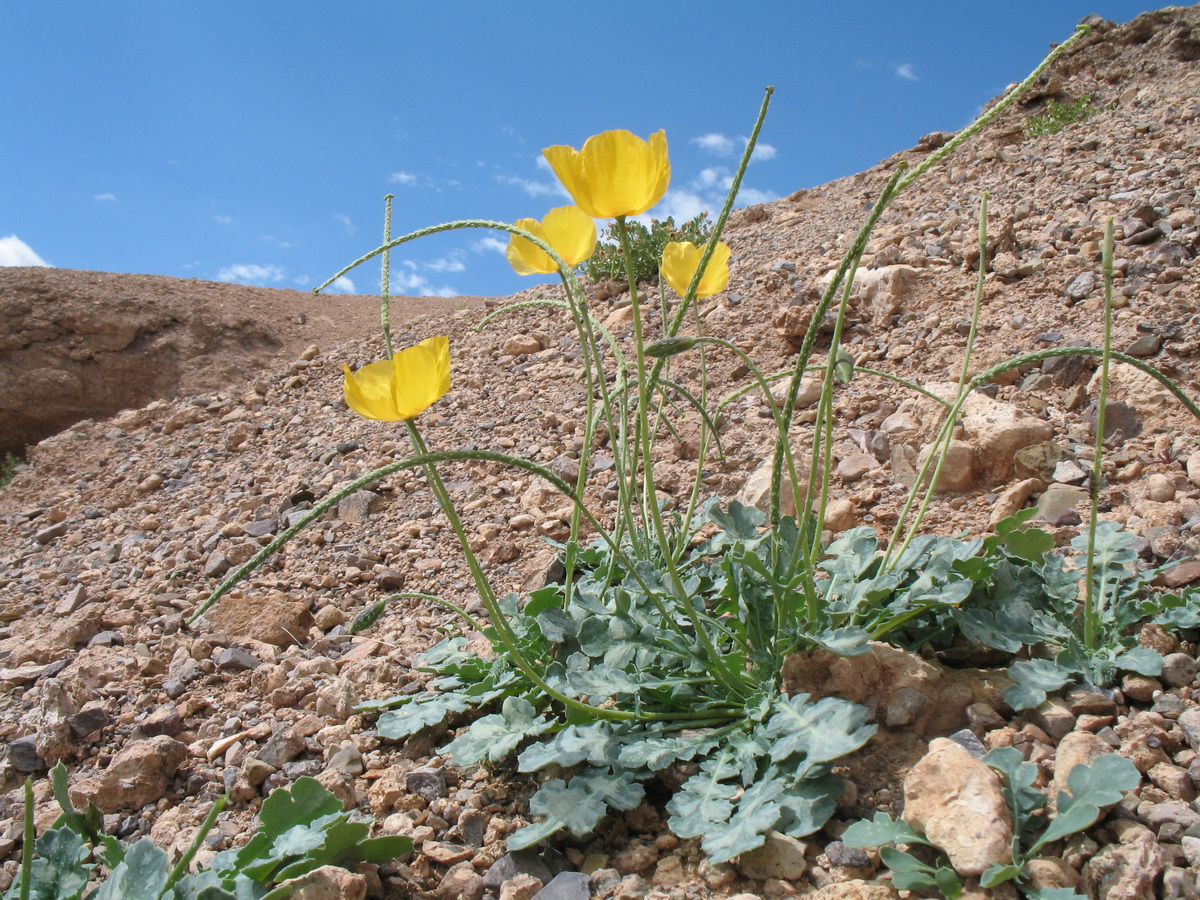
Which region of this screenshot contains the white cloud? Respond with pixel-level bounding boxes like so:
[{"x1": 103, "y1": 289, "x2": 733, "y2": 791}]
[
  {"x1": 0, "y1": 235, "x2": 48, "y2": 266},
  {"x1": 334, "y1": 213, "x2": 355, "y2": 235},
  {"x1": 896, "y1": 63, "x2": 919, "y2": 81},
  {"x1": 217, "y1": 263, "x2": 287, "y2": 285},
  {"x1": 752, "y1": 143, "x2": 777, "y2": 162},
  {"x1": 389, "y1": 268, "x2": 457, "y2": 298},
  {"x1": 692, "y1": 134, "x2": 777, "y2": 164},
  {"x1": 645, "y1": 190, "x2": 709, "y2": 224},
  {"x1": 472, "y1": 236, "x2": 507, "y2": 255},
  {"x1": 389, "y1": 171, "x2": 419, "y2": 186},
  {"x1": 426, "y1": 256, "x2": 466, "y2": 273},
  {"x1": 213, "y1": 215, "x2": 234, "y2": 225},
  {"x1": 94, "y1": 193, "x2": 117, "y2": 202},
  {"x1": 498, "y1": 174, "x2": 567, "y2": 199},
  {"x1": 735, "y1": 187, "x2": 778, "y2": 206},
  {"x1": 327, "y1": 275, "x2": 356, "y2": 294},
  {"x1": 692, "y1": 133, "x2": 737, "y2": 156}
]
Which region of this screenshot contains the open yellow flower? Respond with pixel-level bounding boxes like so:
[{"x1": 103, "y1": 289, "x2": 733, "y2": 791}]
[
  {"x1": 661, "y1": 241, "x2": 731, "y2": 298},
  {"x1": 507, "y1": 205, "x2": 597, "y2": 275},
  {"x1": 342, "y1": 336, "x2": 450, "y2": 421},
  {"x1": 543, "y1": 130, "x2": 670, "y2": 219}
]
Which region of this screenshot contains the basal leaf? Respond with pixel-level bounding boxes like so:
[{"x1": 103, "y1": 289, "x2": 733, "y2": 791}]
[
  {"x1": 880, "y1": 846, "x2": 935, "y2": 874},
  {"x1": 617, "y1": 731, "x2": 719, "y2": 772},
  {"x1": 517, "y1": 722, "x2": 618, "y2": 772},
  {"x1": 841, "y1": 811, "x2": 928, "y2": 848},
  {"x1": 700, "y1": 778, "x2": 784, "y2": 863},
  {"x1": 1114, "y1": 647, "x2": 1162, "y2": 677},
  {"x1": 1034, "y1": 753, "x2": 1139, "y2": 850},
  {"x1": 666, "y1": 768, "x2": 738, "y2": 840},
  {"x1": 25, "y1": 827, "x2": 89, "y2": 900},
  {"x1": 536, "y1": 608, "x2": 577, "y2": 644},
  {"x1": 766, "y1": 694, "x2": 875, "y2": 766},
  {"x1": 377, "y1": 695, "x2": 472, "y2": 741},
  {"x1": 704, "y1": 500, "x2": 765, "y2": 541},
  {"x1": 443, "y1": 697, "x2": 552, "y2": 765},
  {"x1": 980, "y1": 863, "x2": 1023, "y2": 888},
  {"x1": 775, "y1": 774, "x2": 841, "y2": 838},
  {"x1": 1003, "y1": 526, "x2": 1055, "y2": 564},
  {"x1": 1004, "y1": 658, "x2": 1073, "y2": 711},
  {"x1": 91, "y1": 839, "x2": 169, "y2": 900},
  {"x1": 255, "y1": 778, "x2": 342, "y2": 840}
]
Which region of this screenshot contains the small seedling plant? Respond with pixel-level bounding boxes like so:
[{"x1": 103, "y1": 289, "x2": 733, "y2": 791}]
[
  {"x1": 183, "y1": 21, "x2": 1200, "y2": 864},
  {"x1": 4, "y1": 764, "x2": 411, "y2": 900},
  {"x1": 581, "y1": 212, "x2": 712, "y2": 286},
  {"x1": 842, "y1": 747, "x2": 1139, "y2": 899}
]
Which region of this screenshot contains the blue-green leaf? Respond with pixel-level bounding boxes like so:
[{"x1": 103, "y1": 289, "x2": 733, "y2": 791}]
[{"x1": 443, "y1": 697, "x2": 552, "y2": 765}]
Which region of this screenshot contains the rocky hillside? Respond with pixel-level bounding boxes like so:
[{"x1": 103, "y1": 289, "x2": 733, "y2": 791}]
[
  {"x1": 3, "y1": 7, "x2": 1200, "y2": 899},
  {"x1": 0, "y1": 267, "x2": 483, "y2": 457}
]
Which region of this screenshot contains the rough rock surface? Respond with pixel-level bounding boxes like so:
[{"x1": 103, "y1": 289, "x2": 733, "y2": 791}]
[
  {"x1": 5, "y1": 7, "x2": 1200, "y2": 899},
  {"x1": 0, "y1": 267, "x2": 483, "y2": 456}
]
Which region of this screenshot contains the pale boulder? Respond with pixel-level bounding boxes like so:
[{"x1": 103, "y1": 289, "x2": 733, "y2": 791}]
[{"x1": 902, "y1": 738, "x2": 1013, "y2": 877}]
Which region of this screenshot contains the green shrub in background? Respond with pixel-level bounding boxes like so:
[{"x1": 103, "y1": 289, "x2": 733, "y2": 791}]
[
  {"x1": 1024, "y1": 96, "x2": 1096, "y2": 138},
  {"x1": 581, "y1": 212, "x2": 712, "y2": 286},
  {"x1": 1, "y1": 453, "x2": 23, "y2": 487}
]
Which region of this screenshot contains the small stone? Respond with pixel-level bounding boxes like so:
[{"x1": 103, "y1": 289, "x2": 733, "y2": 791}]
[
  {"x1": 902, "y1": 738, "x2": 1012, "y2": 876},
  {"x1": 1178, "y1": 708, "x2": 1200, "y2": 750},
  {"x1": 437, "y1": 861, "x2": 484, "y2": 900},
  {"x1": 737, "y1": 832, "x2": 808, "y2": 881},
  {"x1": 69, "y1": 704, "x2": 112, "y2": 738},
  {"x1": 336, "y1": 491, "x2": 375, "y2": 524},
  {"x1": 1158, "y1": 653, "x2": 1197, "y2": 689},
  {"x1": 1122, "y1": 674, "x2": 1161, "y2": 703},
  {"x1": 1065, "y1": 271, "x2": 1096, "y2": 300},
  {"x1": 498, "y1": 874, "x2": 543, "y2": 900},
  {"x1": 258, "y1": 729, "x2": 305, "y2": 769},
  {"x1": 214, "y1": 647, "x2": 262, "y2": 671},
  {"x1": 1125, "y1": 333, "x2": 1162, "y2": 357},
  {"x1": 824, "y1": 841, "x2": 872, "y2": 869},
  {"x1": 243, "y1": 518, "x2": 278, "y2": 538},
  {"x1": 326, "y1": 743, "x2": 364, "y2": 776},
  {"x1": 204, "y1": 552, "x2": 231, "y2": 579},
  {"x1": 7, "y1": 735, "x2": 46, "y2": 772},
  {"x1": 33, "y1": 521, "x2": 69, "y2": 544},
  {"x1": 405, "y1": 767, "x2": 448, "y2": 803},
  {"x1": 532, "y1": 872, "x2": 590, "y2": 900},
  {"x1": 502, "y1": 335, "x2": 543, "y2": 356}
]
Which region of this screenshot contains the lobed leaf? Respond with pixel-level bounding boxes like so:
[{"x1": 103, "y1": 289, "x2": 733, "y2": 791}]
[{"x1": 443, "y1": 697, "x2": 553, "y2": 765}]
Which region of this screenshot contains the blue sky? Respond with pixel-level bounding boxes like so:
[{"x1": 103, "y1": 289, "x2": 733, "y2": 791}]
[{"x1": 2, "y1": 2, "x2": 1164, "y2": 298}]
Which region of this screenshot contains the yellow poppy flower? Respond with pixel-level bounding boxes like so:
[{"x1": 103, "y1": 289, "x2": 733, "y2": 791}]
[
  {"x1": 342, "y1": 336, "x2": 450, "y2": 421},
  {"x1": 507, "y1": 205, "x2": 598, "y2": 275},
  {"x1": 543, "y1": 130, "x2": 670, "y2": 219},
  {"x1": 660, "y1": 241, "x2": 732, "y2": 298}
]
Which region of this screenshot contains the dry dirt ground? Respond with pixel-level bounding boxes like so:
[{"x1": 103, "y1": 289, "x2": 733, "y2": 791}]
[{"x1": 3, "y1": 7, "x2": 1200, "y2": 899}]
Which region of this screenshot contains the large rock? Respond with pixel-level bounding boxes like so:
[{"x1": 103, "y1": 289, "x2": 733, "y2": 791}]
[
  {"x1": 1080, "y1": 837, "x2": 1163, "y2": 900},
  {"x1": 206, "y1": 589, "x2": 314, "y2": 647},
  {"x1": 69, "y1": 735, "x2": 188, "y2": 813},
  {"x1": 902, "y1": 738, "x2": 1013, "y2": 877},
  {"x1": 782, "y1": 642, "x2": 1008, "y2": 737},
  {"x1": 818, "y1": 265, "x2": 923, "y2": 327}
]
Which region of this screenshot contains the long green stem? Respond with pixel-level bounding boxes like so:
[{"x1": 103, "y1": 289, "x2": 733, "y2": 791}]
[
  {"x1": 1084, "y1": 218, "x2": 1115, "y2": 650},
  {"x1": 404, "y1": 422, "x2": 627, "y2": 720},
  {"x1": 19, "y1": 778, "x2": 32, "y2": 900},
  {"x1": 884, "y1": 192, "x2": 990, "y2": 566},
  {"x1": 381, "y1": 193, "x2": 394, "y2": 357},
  {"x1": 615, "y1": 217, "x2": 748, "y2": 698}
]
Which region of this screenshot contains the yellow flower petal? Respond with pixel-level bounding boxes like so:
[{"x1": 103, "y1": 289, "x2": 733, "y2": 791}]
[
  {"x1": 543, "y1": 130, "x2": 670, "y2": 219},
  {"x1": 342, "y1": 336, "x2": 451, "y2": 421},
  {"x1": 342, "y1": 358, "x2": 402, "y2": 420},
  {"x1": 507, "y1": 206, "x2": 597, "y2": 276},
  {"x1": 661, "y1": 241, "x2": 731, "y2": 299},
  {"x1": 507, "y1": 217, "x2": 554, "y2": 276}
]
